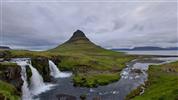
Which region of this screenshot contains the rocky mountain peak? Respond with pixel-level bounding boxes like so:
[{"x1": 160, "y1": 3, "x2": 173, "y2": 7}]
[{"x1": 66, "y1": 30, "x2": 90, "y2": 43}]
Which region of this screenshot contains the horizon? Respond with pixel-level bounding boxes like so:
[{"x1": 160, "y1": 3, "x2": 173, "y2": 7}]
[{"x1": 0, "y1": 0, "x2": 178, "y2": 50}]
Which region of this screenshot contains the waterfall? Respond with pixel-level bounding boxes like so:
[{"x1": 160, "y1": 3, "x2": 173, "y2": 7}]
[
  {"x1": 17, "y1": 61, "x2": 32, "y2": 100},
  {"x1": 28, "y1": 64, "x2": 54, "y2": 96},
  {"x1": 48, "y1": 60, "x2": 72, "y2": 78},
  {"x1": 28, "y1": 64, "x2": 46, "y2": 95},
  {"x1": 13, "y1": 58, "x2": 54, "y2": 99}
]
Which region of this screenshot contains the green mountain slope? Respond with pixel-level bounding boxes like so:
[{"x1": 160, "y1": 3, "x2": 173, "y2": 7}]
[
  {"x1": 49, "y1": 30, "x2": 136, "y2": 87},
  {"x1": 49, "y1": 30, "x2": 115, "y2": 55}
]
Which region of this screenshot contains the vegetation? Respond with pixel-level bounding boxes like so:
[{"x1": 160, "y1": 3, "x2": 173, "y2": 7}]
[
  {"x1": 127, "y1": 61, "x2": 178, "y2": 100},
  {"x1": 73, "y1": 73, "x2": 120, "y2": 87},
  {"x1": 0, "y1": 80, "x2": 20, "y2": 100},
  {"x1": 0, "y1": 62, "x2": 18, "y2": 76}
]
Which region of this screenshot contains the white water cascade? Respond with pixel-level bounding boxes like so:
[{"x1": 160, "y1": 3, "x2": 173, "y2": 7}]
[
  {"x1": 48, "y1": 60, "x2": 72, "y2": 78},
  {"x1": 12, "y1": 58, "x2": 54, "y2": 100},
  {"x1": 17, "y1": 61, "x2": 32, "y2": 100}
]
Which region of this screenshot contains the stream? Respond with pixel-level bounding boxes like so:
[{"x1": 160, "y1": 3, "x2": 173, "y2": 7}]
[
  {"x1": 6, "y1": 57, "x2": 178, "y2": 100},
  {"x1": 38, "y1": 57, "x2": 178, "y2": 100}
]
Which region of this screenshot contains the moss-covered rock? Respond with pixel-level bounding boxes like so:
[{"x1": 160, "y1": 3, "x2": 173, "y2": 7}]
[
  {"x1": 31, "y1": 57, "x2": 51, "y2": 82},
  {"x1": 0, "y1": 62, "x2": 23, "y2": 93}
]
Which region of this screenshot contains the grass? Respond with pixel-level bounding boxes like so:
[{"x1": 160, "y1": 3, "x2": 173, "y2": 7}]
[
  {"x1": 0, "y1": 80, "x2": 20, "y2": 100},
  {"x1": 73, "y1": 73, "x2": 120, "y2": 87},
  {"x1": 0, "y1": 62, "x2": 17, "y2": 66},
  {"x1": 127, "y1": 61, "x2": 178, "y2": 100},
  {"x1": 0, "y1": 62, "x2": 18, "y2": 76}
]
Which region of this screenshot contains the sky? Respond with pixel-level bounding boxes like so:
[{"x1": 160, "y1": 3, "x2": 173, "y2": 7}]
[{"x1": 0, "y1": 0, "x2": 178, "y2": 50}]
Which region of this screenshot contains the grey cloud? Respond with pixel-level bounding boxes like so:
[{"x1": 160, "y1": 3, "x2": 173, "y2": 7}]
[{"x1": 0, "y1": 1, "x2": 177, "y2": 50}]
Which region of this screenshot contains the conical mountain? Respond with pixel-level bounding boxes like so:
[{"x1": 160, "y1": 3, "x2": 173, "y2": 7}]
[
  {"x1": 65, "y1": 30, "x2": 91, "y2": 44},
  {"x1": 66, "y1": 30, "x2": 89, "y2": 43},
  {"x1": 49, "y1": 30, "x2": 106, "y2": 53}
]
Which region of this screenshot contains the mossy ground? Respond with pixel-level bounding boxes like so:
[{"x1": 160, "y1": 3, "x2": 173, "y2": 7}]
[
  {"x1": 73, "y1": 73, "x2": 120, "y2": 87},
  {"x1": 127, "y1": 61, "x2": 178, "y2": 100},
  {"x1": 0, "y1": 80, "x2": 20, "y2": 100},
  {"x1": 0, "y1": 62, "x2": 18, "y2": 76}
]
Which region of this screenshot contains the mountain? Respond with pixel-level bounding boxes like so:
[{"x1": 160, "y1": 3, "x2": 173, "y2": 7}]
[
  {"x1": 48, "y1": 30, "x2": 134, "y2": 87},
  {"x1": 112, "y1": 46, "x2": 178, "y2": 51},
  {"x1": 50, "y1": 30, "x2": 105, "y2": 53},
  {"x1": 65, "y1": 30, "x2": 90, "y2": 43},
  {"x1": 0, "y1": 46, "x2": 11, "y2": 50}
]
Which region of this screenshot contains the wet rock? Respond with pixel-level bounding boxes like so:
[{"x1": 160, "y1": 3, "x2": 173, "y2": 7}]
[
  {"x1": 50, "y1": 56, "x2": 61, "y2": 65},
  {"x1": 80, "y1": 94, "x2": 87, "y2": 100},
  {"x1": 93, "y1": 96, "x2": 101, "y2": 100},
  {"x1": 0, "y1": 93, "x2": 5, "y2": 100},
  {"x1": 56, "y1": 94, "x2": 77, "y2": 100},
  {"x1": 31, "y1": 57, "x2": 51, "y2": 82},
  {"x1": 131, "y1": 69, "x2": 142, "y2": 74},
  {"x1": 0, "y1": 63, "x2": 23, "y2": 92}
]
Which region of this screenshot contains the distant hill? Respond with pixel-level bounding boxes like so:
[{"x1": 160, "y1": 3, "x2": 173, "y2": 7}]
[
  {"x1": 0, "y1": 46, "x2": 11, "y2": 50},
  {"x1": 112, "y1": 46, "x2": 178, "y2": 51}
]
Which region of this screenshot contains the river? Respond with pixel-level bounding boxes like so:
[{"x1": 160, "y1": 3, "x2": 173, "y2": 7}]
[{"x1": 38, "y1": 57, "x2": 178, "y2": 100}]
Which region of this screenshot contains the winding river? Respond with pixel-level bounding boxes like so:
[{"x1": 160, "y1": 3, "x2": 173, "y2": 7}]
[{"x1": 37, "y1": 57, "x2": 178, "y2": 100}]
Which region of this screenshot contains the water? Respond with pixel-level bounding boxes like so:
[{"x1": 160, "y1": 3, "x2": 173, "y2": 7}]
[
  {"x1": 10, "y1": 58, "x2": 54, "y2": 100},
  {"x1": 39, "y1": 57, "x2": 178, "y2": 100},
  {"x1": 48, "y1": 60, "x2": 72, "y2": 78},
  {"x1": 17, "y1": 61, "x2": 32, "y2": 100},
  {"x1": 118, "y1": 50, "x2": 178, "y2": 56}
]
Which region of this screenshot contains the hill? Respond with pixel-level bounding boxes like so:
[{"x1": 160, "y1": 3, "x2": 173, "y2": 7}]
[{"x1": 49, "y1": 30, "x2": 136, "y2": 87}]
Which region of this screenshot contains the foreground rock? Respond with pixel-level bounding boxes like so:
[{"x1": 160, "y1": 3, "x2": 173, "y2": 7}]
[
  {"x1": 56, "y1": 94, "x2": 77, "y2": 100},
  {"x1": 0, "y1": 62, "x2": 23, "y2": 92},
  {"x1": 31, "y1": 57, "x2": 51, "y2": 82}
]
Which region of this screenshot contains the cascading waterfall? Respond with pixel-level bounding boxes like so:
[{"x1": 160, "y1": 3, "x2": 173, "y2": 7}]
[
  {"x1": 28, "y1": 64, "x2": 46, "y2": 95},
  {"x1": 13, "y1": 58, "x2": 54, "y2": 100},
  {"x1": 17, "y1": 61, "x2": 32, "y2": 100},
  {"x1": 48, "y1": 60, "x2": 72, "y2": 78}
]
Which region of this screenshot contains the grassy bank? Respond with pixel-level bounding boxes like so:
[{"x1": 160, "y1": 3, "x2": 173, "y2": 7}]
[
  {"x1": 0, "y1": 81, "x2": 20, "y2": 100},
  {"x1": 126, "y1": 61, "x2": 178, "y2": 100},
  {"x1": 73, "y1": 73, "x2": 120, "y2": 87}
]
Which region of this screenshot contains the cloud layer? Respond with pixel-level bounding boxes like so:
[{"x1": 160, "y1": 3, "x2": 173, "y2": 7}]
[{"x1": 1, "y1": 0, "x2": 177, "y2": 50}]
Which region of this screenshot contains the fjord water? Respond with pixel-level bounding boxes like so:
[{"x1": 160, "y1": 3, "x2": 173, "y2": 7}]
[
  {"x1": 48, "y1": 60, "x2": 72, "y2": 78},
  {"x1": 119, "y1": 50, "x2": 178, "y2": 56}
]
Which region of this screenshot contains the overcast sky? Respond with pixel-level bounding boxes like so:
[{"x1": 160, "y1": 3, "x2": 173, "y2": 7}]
[{"x1": 0, "y1": 0, "x2": 177, "y2": 50}]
